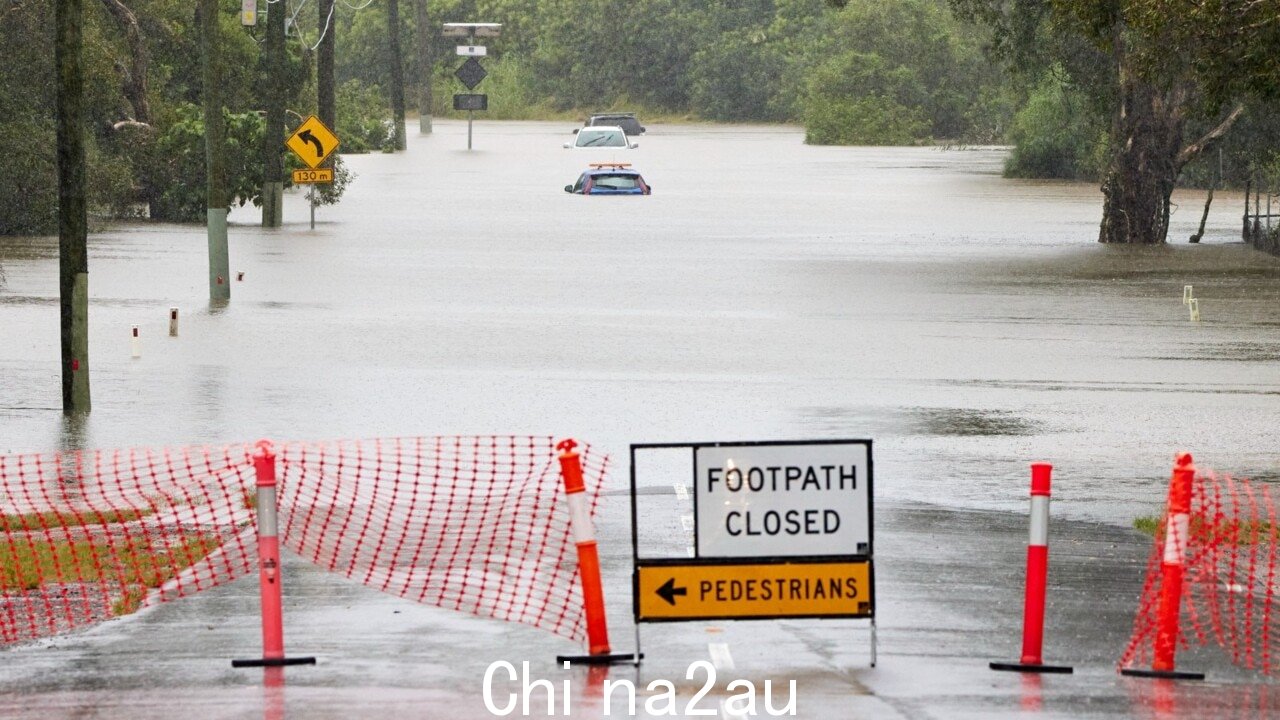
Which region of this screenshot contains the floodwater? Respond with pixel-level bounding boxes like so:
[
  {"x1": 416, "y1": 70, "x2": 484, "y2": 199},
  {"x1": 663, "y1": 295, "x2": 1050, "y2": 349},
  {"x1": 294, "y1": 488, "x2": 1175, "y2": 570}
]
[
  {"x1": 2, "y1": 120, "x2": 1280, "y2": 717},
  {"x1": 2, "y1": 120, "x2": 1276, "y2": 523}
]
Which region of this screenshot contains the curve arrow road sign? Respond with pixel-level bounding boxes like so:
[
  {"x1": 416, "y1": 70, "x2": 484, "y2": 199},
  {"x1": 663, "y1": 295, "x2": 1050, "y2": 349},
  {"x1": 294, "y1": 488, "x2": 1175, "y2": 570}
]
[{"x1": 286, "y1": 116, "x2": 340, "y2": 169}]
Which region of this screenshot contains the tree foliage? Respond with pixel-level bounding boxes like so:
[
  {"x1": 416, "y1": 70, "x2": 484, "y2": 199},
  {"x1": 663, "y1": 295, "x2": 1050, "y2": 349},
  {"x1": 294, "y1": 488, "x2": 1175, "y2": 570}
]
[
  {"x1": 954, "y1": 0, "x2": 1280, "y2": 242},
  {"x1": 807, "y1": 0, "x2": 1010, "y2": 145}
]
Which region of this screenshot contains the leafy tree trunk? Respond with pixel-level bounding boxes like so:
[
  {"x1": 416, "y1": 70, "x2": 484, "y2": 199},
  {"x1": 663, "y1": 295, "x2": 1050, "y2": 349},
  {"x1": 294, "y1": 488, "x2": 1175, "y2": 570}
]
[
  {"x1": 57, "y1": 0, "x2": 91, "y2": 412},
  {"x1": 413, "y1": 0, "x2": 433, "y2": 134},
  {"x1": 387, "y1": 0, "x2": 406, "y2": 150},
  {"x1": 261, "y1": 0, "x2": 286, "y2": 226},
  {"x1": 318, "y1": 0, "x2": 335, "y2": 129},
  {"x1": 97, "y1": 0, "x2": 150, "y2": 124},
  {"x1": 200, "y1": 0, "x2": 230, "y2": 299},
  {"x1": 1098, "y1": 66, "x2": 1186, "y2": 244}
]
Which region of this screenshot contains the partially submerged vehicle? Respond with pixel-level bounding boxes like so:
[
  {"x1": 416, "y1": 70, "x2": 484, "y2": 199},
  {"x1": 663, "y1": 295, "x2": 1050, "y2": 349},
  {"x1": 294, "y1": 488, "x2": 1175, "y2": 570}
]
[{"x1": 564, "y1": 163, "x2": 652, "y2": 195}]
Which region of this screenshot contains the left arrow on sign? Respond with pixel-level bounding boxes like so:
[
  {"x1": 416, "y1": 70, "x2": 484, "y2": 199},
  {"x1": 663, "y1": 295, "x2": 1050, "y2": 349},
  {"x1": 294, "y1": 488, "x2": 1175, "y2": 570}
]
[
  {"x1": 298, "y1": 129, "x2": 324, "y2": 158},
  {"x1": 656, "y1": 578, "x2": 687, "y2": 606}
]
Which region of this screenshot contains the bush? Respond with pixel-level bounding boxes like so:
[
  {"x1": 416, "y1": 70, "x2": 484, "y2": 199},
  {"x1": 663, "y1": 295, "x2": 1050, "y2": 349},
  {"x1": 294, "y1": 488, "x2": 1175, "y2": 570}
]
[
  {"x1": 336, "y1": 80, "x2": 396, "y2": 153},
  {"x1": 143, "y1": 104, "x2": 267, "y2": 222},
  {"x1": 0, "y1": 118, "x2": 58, "y2": 235},
  {"x1": 1004, "y1": 74, "x2": 1107, "y2": 180},
  {"x1": 688, "y1": 30, "x2": 787, "y2": 122},
  {"x1": 803, "y1": 0, "x2": 1009, "y2": 145},
  {"x1": 805, "y1": 96, "x2": 930, "y2": 145}
]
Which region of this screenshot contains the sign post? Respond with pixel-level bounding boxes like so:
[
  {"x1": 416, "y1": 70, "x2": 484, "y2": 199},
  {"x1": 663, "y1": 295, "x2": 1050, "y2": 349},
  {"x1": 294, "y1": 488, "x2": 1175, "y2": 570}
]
[
  {"x1": 443, "y1": 23, "x2": 500, "y2": 150},
  {"x1": 630, "y1": 439, "x2": 876, "y2": 666}
]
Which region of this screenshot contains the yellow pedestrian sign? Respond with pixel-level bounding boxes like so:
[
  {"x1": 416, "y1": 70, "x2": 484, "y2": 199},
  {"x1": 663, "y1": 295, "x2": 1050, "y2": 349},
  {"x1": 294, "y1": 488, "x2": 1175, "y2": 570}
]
[
  {"x1": 635, "y1": 559, "x2": 873, "y2": 621},
  {"x1": 286, "y1": 116, "x2": 339, "y2": 169}
]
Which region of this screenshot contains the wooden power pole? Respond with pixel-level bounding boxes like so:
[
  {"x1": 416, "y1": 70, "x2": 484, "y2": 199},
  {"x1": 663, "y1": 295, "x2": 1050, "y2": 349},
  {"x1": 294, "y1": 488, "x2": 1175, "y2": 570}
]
[
  {"x1": 200, "y1": 0, "x2": 230, "y2": 300},
  {"x1": 413, "y1": 0, "x2": 433, "y2": 134},
  {"x1": 56, "y1": 0, "x2": 91, "y2": 412},
  {"x1": 387, "y1": 0, "x2": 406, "y2": 150},
  {"x1": 261, "y1": 0, "x2": 286, "y2": 227}
]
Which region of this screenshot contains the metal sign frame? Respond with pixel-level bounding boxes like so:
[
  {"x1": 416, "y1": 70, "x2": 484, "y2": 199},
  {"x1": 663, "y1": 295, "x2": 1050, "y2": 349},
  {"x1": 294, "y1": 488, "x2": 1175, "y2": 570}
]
[{"x1": 628, "y1": 439, "x2": 876, "y2": 665}]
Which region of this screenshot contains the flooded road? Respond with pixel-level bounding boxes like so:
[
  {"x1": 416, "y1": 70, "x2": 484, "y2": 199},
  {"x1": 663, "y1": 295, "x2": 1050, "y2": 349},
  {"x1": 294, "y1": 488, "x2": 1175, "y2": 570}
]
[
  {"x1": 2, "y1": 120, "x2": 1279, "y2": 717},
  {"x1": 2, "y1": 120, "x2": 1276, "y2": 524}
]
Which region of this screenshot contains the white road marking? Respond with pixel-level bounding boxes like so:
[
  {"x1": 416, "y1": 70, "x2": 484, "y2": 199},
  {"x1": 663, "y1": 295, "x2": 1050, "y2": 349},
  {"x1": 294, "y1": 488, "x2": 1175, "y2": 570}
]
[{"x1": 708, "y1": 642, "x2": 735, "y2": 671}]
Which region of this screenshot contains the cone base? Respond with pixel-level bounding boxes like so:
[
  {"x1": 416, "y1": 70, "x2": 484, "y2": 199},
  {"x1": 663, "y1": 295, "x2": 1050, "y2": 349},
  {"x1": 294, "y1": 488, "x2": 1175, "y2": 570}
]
[
  {"x1": 1120, "y1": 667, "x2": 1205, "y2": 680},
  {"x1": 990, "y1": 661, "x2": 1074, "y2": 674},
  {"x1": 556, "y1": 652, "x2": 642, "y2": 666},
  {"x1": 232, "y1": 656, "x2": 317, "y2": 668}
]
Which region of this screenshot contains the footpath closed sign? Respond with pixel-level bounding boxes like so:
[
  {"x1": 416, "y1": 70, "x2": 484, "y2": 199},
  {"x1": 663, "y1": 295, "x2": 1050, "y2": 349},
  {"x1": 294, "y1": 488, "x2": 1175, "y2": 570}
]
[
  {"x1": 636, "y1": 559, "x2": 872, "y2": 621},
  {"x1": 695, "y1": 441, "x2": 871, "y2": 558},
  {"x1": 630, "y1": 439, "x2": 877, "y2": 663}
]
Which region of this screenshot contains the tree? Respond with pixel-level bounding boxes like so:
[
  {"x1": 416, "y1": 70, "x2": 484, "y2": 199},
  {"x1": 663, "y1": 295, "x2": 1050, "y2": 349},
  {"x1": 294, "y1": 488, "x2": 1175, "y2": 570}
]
[
  {"x1": 950, "y1": 0, "x2": 1280, "y2": 243},
  {"x1": 809, "y1": 0, "x2": 1006, "y2": 145}
]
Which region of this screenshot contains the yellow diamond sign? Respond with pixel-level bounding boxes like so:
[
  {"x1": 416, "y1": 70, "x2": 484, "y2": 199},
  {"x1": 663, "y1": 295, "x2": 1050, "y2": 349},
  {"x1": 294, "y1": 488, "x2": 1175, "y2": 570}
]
[{"x1": 285, "y1": 116, "x2": 339, "y2": 169}]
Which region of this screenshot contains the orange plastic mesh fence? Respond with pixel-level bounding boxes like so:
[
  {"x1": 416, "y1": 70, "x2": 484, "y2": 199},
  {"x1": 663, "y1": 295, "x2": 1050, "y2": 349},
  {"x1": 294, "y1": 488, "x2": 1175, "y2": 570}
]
[
  {"x1": 1119, "y1": 469, "x2": 1280, "y2": 674},
  {"x1": 0, "y1": 436, "x2": 603, "y2": 646},
  {"x1": 0, "y1": 443, "x2": 259, "y2": 645},
  {"x1": 274, "y1": 436, "x2": 601, "y2": 641}
]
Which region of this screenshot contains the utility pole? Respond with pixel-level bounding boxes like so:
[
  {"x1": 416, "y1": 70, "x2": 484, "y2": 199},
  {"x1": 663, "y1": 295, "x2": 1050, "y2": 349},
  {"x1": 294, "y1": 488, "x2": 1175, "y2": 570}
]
[
  {"x1": 413, "y1": 0, "x2": 432, "y2": 134},
  {"x1": 201, "y1": 0, "x2": 230, "y2": 300},
  {"x1": 260, "y1": 0, "x2": 285, "y2": 227},
  {"x1": 56, "y1": 0, "x2": 91, "y2": 412},
  {"x1": 387, "y1": 0, "x2": 406, "y2": 150},
  {"x1": 318, "y1": 0, "x2": 335, "y2": 129},
  {"x1": 317, "y1": 0, "x2": 336, "y2": 200}
]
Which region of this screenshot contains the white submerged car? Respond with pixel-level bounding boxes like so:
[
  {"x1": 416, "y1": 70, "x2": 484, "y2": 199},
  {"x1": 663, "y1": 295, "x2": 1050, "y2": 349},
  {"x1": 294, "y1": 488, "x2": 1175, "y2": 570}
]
[{"x1": 564, "y1": 125, "x2": 639, "y2": 150}]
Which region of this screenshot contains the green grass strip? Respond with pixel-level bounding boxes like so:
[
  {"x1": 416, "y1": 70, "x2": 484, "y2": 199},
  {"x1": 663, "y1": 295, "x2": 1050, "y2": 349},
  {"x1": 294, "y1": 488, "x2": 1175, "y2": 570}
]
[
  {"x1": 0, "y1": 508, "x2": 156, "y2": 532},
  {"x1": 1132, "y1": 514, "x2": 1275, "y2": 544},
  {"x1": 0, "y1": 533, "x2": 221, "y2": 615}
]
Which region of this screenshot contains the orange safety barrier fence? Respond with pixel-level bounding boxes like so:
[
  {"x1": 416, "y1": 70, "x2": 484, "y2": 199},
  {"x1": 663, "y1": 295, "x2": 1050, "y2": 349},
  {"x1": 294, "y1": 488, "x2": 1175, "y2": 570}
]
[
  {"x1": 1119, "y1": 460, "x2": 1280, "y2": 676},
  {"x1": 0, "y1": 436, "x2": 604, "y2": 646}
]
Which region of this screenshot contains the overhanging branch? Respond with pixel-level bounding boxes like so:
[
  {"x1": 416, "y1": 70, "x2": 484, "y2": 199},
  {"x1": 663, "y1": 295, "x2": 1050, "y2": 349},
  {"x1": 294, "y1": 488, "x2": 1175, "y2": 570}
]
[{"x1": 1175, "y1": 104, "x2": 1245, "y2": 171}]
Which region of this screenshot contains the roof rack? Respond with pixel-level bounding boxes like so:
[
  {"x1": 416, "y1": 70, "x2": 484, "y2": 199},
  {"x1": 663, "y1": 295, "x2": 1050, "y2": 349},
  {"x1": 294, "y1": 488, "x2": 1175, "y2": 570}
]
[{"x1": 589, "y1": 162, "x2": 632, "y2": 169}]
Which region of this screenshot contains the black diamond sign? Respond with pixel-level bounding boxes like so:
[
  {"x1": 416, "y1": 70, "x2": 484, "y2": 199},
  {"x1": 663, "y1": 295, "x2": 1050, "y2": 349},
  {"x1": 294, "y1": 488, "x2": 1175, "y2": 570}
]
[{"x1": 455, "y1": 58, "x2": 487, "y2": 90}]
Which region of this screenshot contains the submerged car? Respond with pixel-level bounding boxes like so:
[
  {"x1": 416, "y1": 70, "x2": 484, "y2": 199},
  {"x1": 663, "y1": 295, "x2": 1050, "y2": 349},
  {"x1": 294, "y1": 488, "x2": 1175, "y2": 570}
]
[
  {"x1": 587, "y1": 112, "x2": 645, "y2": 136},
  {"x1": 564, "y1": 163, "x2": 652, "y2": 195},
  {"x1": 564, "y1": 125, "x2": 639, "y2": 150}
]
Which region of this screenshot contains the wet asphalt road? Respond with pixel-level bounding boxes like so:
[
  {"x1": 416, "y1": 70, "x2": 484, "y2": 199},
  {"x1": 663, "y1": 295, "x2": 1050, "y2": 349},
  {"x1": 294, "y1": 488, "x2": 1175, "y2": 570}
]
[{"x1": 2, "y1": 119, "x2": 1280, "y2": 717}]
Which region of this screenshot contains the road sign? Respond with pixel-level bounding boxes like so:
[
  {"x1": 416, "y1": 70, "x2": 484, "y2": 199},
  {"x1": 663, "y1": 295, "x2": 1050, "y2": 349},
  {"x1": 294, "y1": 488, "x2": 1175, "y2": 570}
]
[
  {"x1": 292, "y1": 168, "x2": 333, "y2": 184},
  {"x1": 629, "y1": 439, "x2": 878, "y2": 665},
  {"x1": 454, "y1": 57, "x2": 487, "y2": 90},
  {"x1": 453, "y1": 94, "x2": 488, "y2": 111},
  {"x1": 457, "y1": 45, "x2": 487, "y2": 56},
  {"x1": 694, "y1": 441, "x2": 871, "y2": 559},
  {"x1": 636, "y1": 559, "x2": 873, "y2": 621},
  {"x1": 285, "y1": 116, "x2": 339, "y2": 170}
]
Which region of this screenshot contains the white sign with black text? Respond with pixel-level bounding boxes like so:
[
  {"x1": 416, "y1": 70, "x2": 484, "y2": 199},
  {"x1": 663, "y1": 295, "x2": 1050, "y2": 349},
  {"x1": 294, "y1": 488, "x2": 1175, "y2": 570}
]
[{"x1": 695, "y1": 442, "x2": 871, "y2": 559}]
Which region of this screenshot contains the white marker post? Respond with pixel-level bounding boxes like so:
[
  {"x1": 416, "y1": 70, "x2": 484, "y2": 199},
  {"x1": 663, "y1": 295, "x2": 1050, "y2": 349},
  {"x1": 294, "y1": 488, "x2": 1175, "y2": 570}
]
[
  {"x1": 130, "y1": 326, "x2": 141, "y2": 358},
  {"x1": 169, "y1": 307, "x2": 179, "y2": 337}
]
